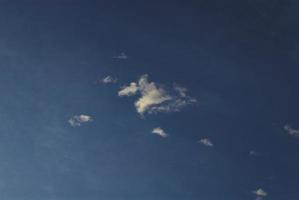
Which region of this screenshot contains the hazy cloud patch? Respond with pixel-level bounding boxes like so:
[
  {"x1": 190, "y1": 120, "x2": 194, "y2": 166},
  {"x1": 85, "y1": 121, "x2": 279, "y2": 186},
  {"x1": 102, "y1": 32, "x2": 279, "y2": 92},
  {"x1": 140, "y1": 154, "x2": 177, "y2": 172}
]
[
  {"x1": 113, "y1": 52, "x2": 128, "y2": 59},
  {"x1": 249, "y1": 150, "x2": 259, "y2": 156},
  {"x1": 68, "y1": 115, "x2": 93, "y2": 127},
  {"x1": 284, "y1": 125, "x2": 299, "y2": 137}
]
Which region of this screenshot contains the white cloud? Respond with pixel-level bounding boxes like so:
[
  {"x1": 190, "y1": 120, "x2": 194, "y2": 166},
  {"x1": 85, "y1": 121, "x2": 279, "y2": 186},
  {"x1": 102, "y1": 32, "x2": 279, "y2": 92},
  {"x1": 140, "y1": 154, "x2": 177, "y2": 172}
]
[
  {"x1": 118, "y1": 82, "x2": 139, "y2": 96},
  {"x1": 118, "y1": 74, "x2": 197, "y2": 115},
  {"x1": 102, "y1": 76, "x2": 117, "y2": 84},
  {"x1": 113, "y1": 52, "x2": 128, "y2": 59},
  {"x1": 152, "y1": 127, "x2": 168, "y2": 138},
  {"x1": 135, "y1": 75, "x2": 172, "y2": 114},
  {"x1": 253, "y1": 188, "x2": 267, "y2": 198},
  {"x1": 198, "y1": 138, "x2": 213, "y2": 147},
  {"x1": 68, "y1": 115, "x2": 93, "y2": 127},
  {"x1": 284, "y1": 125, "x2": 299, "y2": 137}
]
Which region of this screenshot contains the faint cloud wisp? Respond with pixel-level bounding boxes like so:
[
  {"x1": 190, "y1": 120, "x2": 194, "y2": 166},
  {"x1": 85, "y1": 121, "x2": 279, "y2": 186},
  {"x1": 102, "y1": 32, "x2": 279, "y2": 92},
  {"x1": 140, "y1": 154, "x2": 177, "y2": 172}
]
[
  {"x1": 249, "y1": 150, "x2": 259, "y2": 156},
  {"x1": 198, "y1": 138, "x2": 213, "y2": 147},
  {"x1": 284, "y1": 124, "x2": 299, "y2": 137},
  {"x1": 102, "y1": 76, "x2": 117, "y2": 84},
  {"x1": 68, "y1": 115, "x2": 93, "y2": 127},
  {"x1": 113, "y1": 52, "x2": 128, "y2": 60}
]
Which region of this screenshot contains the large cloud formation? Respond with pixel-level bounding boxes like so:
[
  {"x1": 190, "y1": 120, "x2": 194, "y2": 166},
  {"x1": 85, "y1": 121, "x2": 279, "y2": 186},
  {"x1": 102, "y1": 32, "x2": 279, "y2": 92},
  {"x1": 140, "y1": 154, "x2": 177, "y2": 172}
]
[{"x1": 118, "y1": 74, "x2": 197, "y2": 115}]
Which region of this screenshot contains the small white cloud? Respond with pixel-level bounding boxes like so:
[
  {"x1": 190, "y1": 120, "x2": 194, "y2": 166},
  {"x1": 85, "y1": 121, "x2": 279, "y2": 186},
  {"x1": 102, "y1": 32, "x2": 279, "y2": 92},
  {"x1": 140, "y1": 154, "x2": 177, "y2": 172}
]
[
  {"x1": 118, "y1": 74, "x2": 197, "y2": 115},
  {"x1": 253, "y1": 188, "x2": 267, "y2": 198},
  {"x1": 284, "y1": 125, "x2": 299, "y2": 137},
  {"x1": 118, "y1": 82, "x2": 139, "y2": 96},
  {"x1": 68, "y1": 115, "x2": 93, "y2": 127},
  {"x1": 152, "y1": 127, "x2": 168, "y2": 138},
  {"x1": 113, "y1": 52, "x2": 128, "y2": 59},
  {"x1": 102, "y1": 76, "x2": 117, "y2": 84},
  {"x1": 95, "y1": 75, "x2": 117, "y2": 84},
  {"x1": 198, "y1": 138, "x2": 213, "y2": 147}
]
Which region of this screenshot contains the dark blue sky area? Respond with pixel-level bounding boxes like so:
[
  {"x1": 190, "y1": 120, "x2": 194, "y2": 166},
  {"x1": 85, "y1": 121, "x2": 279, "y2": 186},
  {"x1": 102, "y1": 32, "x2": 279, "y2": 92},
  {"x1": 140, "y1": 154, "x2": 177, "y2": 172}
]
[{"x1": 0, "y1": 1, "x2": 298, "y2": 200}]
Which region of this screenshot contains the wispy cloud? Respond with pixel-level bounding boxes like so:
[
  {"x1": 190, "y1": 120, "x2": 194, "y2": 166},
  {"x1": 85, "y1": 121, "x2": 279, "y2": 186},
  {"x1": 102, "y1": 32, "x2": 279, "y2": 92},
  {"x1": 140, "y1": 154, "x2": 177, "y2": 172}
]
[
  {"x1": 102, "y1": 76, "x2": 117, "y2": 84},
  {"x1": 253, "y1": 188, "x2": 267, "y2": 199},
  {"x1": 118, "y1": 74, "x2": 197, "y2": 115},
  {"x1": 95, "y1": 75, "x2": 117, "y2": 84},
  {"x1": 198, "y1": 138, "x2": 213, "y2": 147},
  {"x1": 152, "y1": 127, "x2": 168, "y2": 138},
  {"x1": 113, "y1": 52, "x2": 128, "y2": 59},
  {"x1": 68, "y1": 115, "x2": 93, "y2": 127},
  {"x1": 284, "y1": 125, "x2": 299, "y2": 137}
]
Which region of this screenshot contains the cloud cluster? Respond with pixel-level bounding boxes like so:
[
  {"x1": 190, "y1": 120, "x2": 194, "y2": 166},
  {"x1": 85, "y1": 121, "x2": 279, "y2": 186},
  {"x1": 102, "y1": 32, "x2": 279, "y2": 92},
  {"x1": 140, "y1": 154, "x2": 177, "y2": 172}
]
[
  {"x1": 284, "y1": 125, "x2": 299, "y2": 137},
  {"x1": 68, "y1": 115, "x2": 93, "y2": 127},
  {"x1": 198, "y1": 138, "x2": 213, "y2": 147},
  {"x1": 118, "y1": 74, "x2": 197, "y2": 115},
  {"x1": 152, "y1": 127, "x2": 168, "y2": 138}
]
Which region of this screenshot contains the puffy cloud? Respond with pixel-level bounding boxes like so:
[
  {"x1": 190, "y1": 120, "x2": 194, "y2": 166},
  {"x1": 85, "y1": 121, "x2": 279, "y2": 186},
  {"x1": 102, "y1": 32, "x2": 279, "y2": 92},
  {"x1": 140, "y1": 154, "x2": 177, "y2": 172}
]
[
  {"x1": 152, "y1": 127, "x2": 168, "y2": 138},
  {"x1": 113, "y1": 52, "x2": 128, "y2": 59},
  {"x1": 118, "y1": 74, "x2": 197, "y2": 115},
  {"x1": 284, "y1": 125, "x2": 299, "y2": 137},
  {"x1": 253, "y1": 188, "x2": 268, "y2": 199},
  {"x1": 68, "y1": 115, "x2": 93, "y2": 127},
  {"x1": 135, "y1": 75, "x2": 172, "y2": 114},
  {"x1": 118, "y1": 82, "x2": 139, "y2": 96},
  {"x1": 198, "y1": 138, "x2": 213, "y2": 147}
]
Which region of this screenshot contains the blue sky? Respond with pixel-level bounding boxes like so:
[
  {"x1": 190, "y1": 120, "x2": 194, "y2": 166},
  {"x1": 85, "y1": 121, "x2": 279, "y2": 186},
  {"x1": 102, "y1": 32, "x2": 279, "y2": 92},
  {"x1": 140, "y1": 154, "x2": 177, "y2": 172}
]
[{"x1": 0, "y1": 1, "x2": 299, "y2": 200}]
